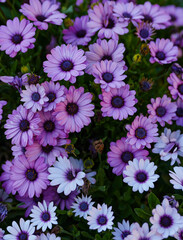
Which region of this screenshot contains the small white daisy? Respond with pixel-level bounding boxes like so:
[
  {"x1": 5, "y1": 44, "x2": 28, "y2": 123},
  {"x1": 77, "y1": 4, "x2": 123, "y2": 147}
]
[
  {"x1": 72, "y1": 195, "x2": 94, "y2": 219},
  {"x1": 37, "y1": 233, "x2": 61, "y2": 240},
  {"x1": 30, "y1": 200, "x2": 58, "y2": 232},
  {"x1": 0, "y1": 189, "x2": 12, "y2": 203},
  {"x1": 48, "y1": 156, "x2": 85, "y2": 195},
  {"x1": 150, "y1": 198, "x2": 183, "y2": 239},
  {"x1": 3, "y1": 218, "x2": 36, "y2": 240},
  {"x1": 169, "y1": 166, "x2": 183, "y2": 191},
  {"x1": 112, "y1": 220, "x2": 138, "y2": 240},
  {"x1": 87, "y1": 203, "x2": 114, "y2": 233},
  {"x1": 123, "y1": 158, "x2": 159, "y2": 193}
]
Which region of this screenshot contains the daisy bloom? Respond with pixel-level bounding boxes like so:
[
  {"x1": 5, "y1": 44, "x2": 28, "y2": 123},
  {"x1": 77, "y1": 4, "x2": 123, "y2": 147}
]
[
  {"x1": 21, "y1": 84, "x2": 48, "y2": 113},
  {"x1": 43, "y1": 44, "x2": 86, "y2": 83},
  {"x1": 72, "y1": 195, "x2": 94, "y2": 219},
  {"x1": 100, "y1": 85, "x2": 137, "y2": 120},
  {"x1": 4, "y1": 105, "x2": 41, "y2": 147},
  {"x1": 150, "y1": 198, "x2": 183, "y2": 238},
  {"x1": 48, "y1": 156, "x2": 85, "y2": 195},
  {"x1": 54, "y1": 189, "x2": 79, "y2": 210},
  {"x1": 136, "y1": 22, "x2": 154, "y2": 42},
  {"x1": 0, "y1": 17, "x2": 36, "y2": 57},
  {"x1": 0, "y1": 75, "x2": 26, "y2": 93},
  {"x1": 149, "y1": 38, "x2": 178, "y2": 65},
  {"x1": 112, "y1": 220, "x2": 138, "y2": 240},
  {"x1": 11, "y1": 145, "x2": 26, "y2": 159},
  {"x1": 0, "y1": 100, "x2": 7, "y2": 121},
  {"x1": 167, "y1": 73, "x2": 183, "y2": 100},
  {"x1": 30, "y1": 200, "x2": 58, "y2": 232},
  {"x1": 163, "y1": 5, "x2": 183, "y2": 27},
  {"x1": 20, "y1": 0, "x2": 66, "y2": 30},
  {"x1": 22, "y1": 73, "x2": 40, "y2": 85},
  {"x1": 3, "y1": 218, "x2": 36, "y2": 240},
  {"x1": 37, "y1": 233, "x2": 61, "y2": 240},
  {"x1": 54, "y1": 86, "x2": 95, "y2": 133},
  {"x1": 123, "y1": 158, "x2": 159, "y2": 193},
  {"x1": 87, "y1": 203, "x2": 114, "y2": 233},
  {"x1": 169, "y1": 167, "x2": 183, "y2": 191},
  {"x1": 0, "y1": 228, "x2": 4, "y2": 240},
  {"x1": 173, "y1": 98, "x2": 183, "y2": 126}
]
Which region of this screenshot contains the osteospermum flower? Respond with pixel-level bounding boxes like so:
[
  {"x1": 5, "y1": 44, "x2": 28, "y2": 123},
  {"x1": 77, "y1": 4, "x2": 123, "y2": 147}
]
[
  {"x1": 11, "y1": 145, "x2": 26, "y2": 159},
  {"x1": 54, "y1": 86, "x2": 95, "y2": 133},
  {"x1": 123, "y1": 158, "x2": 159, "y2": 193},
  {"x1": 4, "y1": 105, "x2": 41, "y2": 147},
  {"x1": 107, "y1": 137, "x2": 149, "y2": 176},
  {"x1": 20, "y1": 0, "x2": 66, "y2": 30},
  {"x1": 173, "y1": 98, "x2": 183, "y2": 126},
  {"x1": 30, "y1": 201, "x2": 58, "y2": 232},
  {"x1": 112, "y1": 220, "x2": 138, "y2": 240},
  {"x1": 3, "y1": 218, "x2": 36, "y2": 240},
  {"x1": 48, "y1": 156, "x2": 85, "y2": 195},
  {"x1": 163, "y1": 5, "x2": 183, "y2": 27},
  {"x1": 100, "y1": 85, "x2": 137, "y2": 120},
  {"x1": 150, "y1": 199, "x2": 183, "y2": 239},
  {"x1": 149, "y1": 38, "x2": 178, "y2": 65},
  {"x1": 63, "y1": 16, "x2": 94, "y2": 46},
  {"x1": 136, "y1": 22, "x2": 154, "y2": 42},
  {"x1": 126, "y1": 114, "x2": 158, "y2": 149},
  {"x1": 147, "y1": 95, "x2": 177, "y2": 127},
  {"x1": 0, "y1": 100, "x2": 6, "y2": 121},
  {"x1": 37, "y1": 233, "x2": 61, "y2": 240},
  {"x1": 152, "y1": 128, "x2": 183, "y2": 165},
  {"x1": 43, "y1": 44, "x2": 86, "y2": 83},
  {"x1": 0, "y1": 75, "x2": 27, "y2": 93},
  {"x1": 167, "y1": 73, "x2": 183, "y2": 100},
  {"x1": 87, "y1": 203, "x2": 114, "y2": 233},
  {"x1": 92, "y1": 60, "x2": 127, "y2": 92},
  {"x1": 72, "y1": 195, "x2": 94, "y2": 219},
  {"x1": 0, "y1": 228, "x2": 4, "y2": 240},
  {"x1": 169, "y1": 167, "x2": 183, "y2": 191},
  {"x1": 174, "y1": 228, "x2": 183, "y2": 240},
  {"x1": 0, "y1": 17, "x2": 36, "y2": 57},
  {"x1": 11, "y1": 155, "x2": 49, "y2": 198},
  {"x1": 54, "y1": 189, "x2": 79, "y2": 210}
]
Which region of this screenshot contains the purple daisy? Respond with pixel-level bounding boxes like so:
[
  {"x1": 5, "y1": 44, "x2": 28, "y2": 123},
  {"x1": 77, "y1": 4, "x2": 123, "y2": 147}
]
[
  {"x1": 92, "y1": 60, "x2": 127, "y2": 92},
  {"x1": 149, "y1": 38, "x2": 178, "y2": 65},
  {"x1": 173, "y1": 98, "x2": 183, "y2": 126},
  {"x1": 126, "y1": 114, "x2": 158, "y2": 149},
  {"x1": 63, "y1": 16, "x2": 94, "y2": 46},
  {"x1": 163, "y1": 5, "x2": 183, "y2": 27},
  {"x1": 171, "y1": 31, "x2": 183, "y2": 58},
  {"x1": 22, "y1": 73, "x2": 40, "y2": 85},
  {"x1": 85, "y1": 39, "x2": 126, "y2": 74},
  {"x1": 4, "y1": 105, "x2": 41, "y2": 147},
  {"x1": 54, "y1": 86, "x2": 95, "y2": 133},
  {"x1": 107, "y1": 137, "x2": 149, "y2": 176},
  {"x1": 0, "y1": 100, "x2": 7, "y2": 121},
  {"x1": 167, "y1": 73, "x2": 183, "y2": 100},
  {"x1": 0, "y1": 17, "x2": 36, "y2": 58},
  {"x1": 136, "y1": 22, "x2": 154, "y2": 42},
  {"x1": 87, "y1": 2, "x2": 128, "y2": 40},
  {"x1": 43, "y1": 44, "x2": 86, "y2": 83},
  {"x1": 11, "y1": 145, "x2": 26, "y2": 159},
  {"x1": 11, "y1": 155, "x2": 49, "y2": 198},
  {"x1": 21, "y1": 83, "x2": 48, "y2": 113},
  {"x1": 20, "y1": 0, "x2": 66, "y2": 30},
  {"x1": 100, "y1": 85, "x2": 138, "y2": 120},
  {"x1": 147, "y1": 95, "x2": 177, "y2": 127}
]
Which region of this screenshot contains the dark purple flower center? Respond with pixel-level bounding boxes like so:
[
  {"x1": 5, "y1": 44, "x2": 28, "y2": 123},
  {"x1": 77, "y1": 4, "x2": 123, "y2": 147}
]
[
  {"x1": 19, "y1": 120, "x2": 30, "y2": 132},
  {"x1": 22, "y1": 147, "x2": 26, "y2": 154},
  {"x1": 143, "y1": 14, "x2": 153, "y2": 23},
  {"x1": 135, "y1": 127, "x2": 147, "y2": 139},
  {"x1": 160, "y1": 215, "x2": 173, "y2": 228},
  {"x1": 176, "y1": 107, "x2": 183, "y2": 117},
  {"x1": 43, "y1": 120, "x2": 55, "y2": 132},
  {"x1": 97, "y1": 215, "x2": 108, "y2": 225},
  {"x1": 121, "y1": 230, "x2": 131, "y2": 239},
  {"x1": 179, "y1": 230, "x2": 183, "y2": 240},
  {"x1": 101, "y1": 55, "x2": 112, "y2": 61},
  {"x1": 42, "y1": 144, "x2": 54, "y2": 153},
  {"x1": 66, "y1": 103, "x2": 78, "y2": 115},
  {"x1": 79, "y1": 202, "x2": 88, "y2": 211},
  {"x1": 34, "y1": 195, "x2": 43, "y2": 203},
  {"x1": 31, "y1": 92, "x2": 40, "y2": 102},
  {"x1": 135, "y1": 171, "x2": 148, "y2": 183},
  {"x1": 59, "y1": 192, "x2": 69, "y2": 200},
  {"x1": 76, "y1": 29, "x2": 86, "y2": 38},
  {"x1": 36, "y1": 15, "x2": 46, "y2": 22},
  {"x1": 41, "y1": 211, "x2": 50, "y2": 222},
  {"x1": 66, "y1": 170, "x2": 75, "y2": 181},
  {"x1": 12, "y1": 34, "x2": 23, "y2": 44},
  {"x1": 140, "y1": 29, "x2": 149, "y2": 39},
  {"x1": 141, "y1": 81, "x2": 151, "y2": 91},
  {"x1": 26, "y1": 169, "x2": 37, "y2": 181},
  {"x1": 169, "y1": 144, "x2": 179, "y2": 153},
  {"x1": 105, "y1": 18, "x2": 115, "y2": 29},
  {"x1": 170, "y1": 14, "x2": 177, "y2": 22},
  {"x1": 156, "y1": 51, "x2": 166, "y2": 60},
  {"x1": 121, "y1": 151, "x2": 134, "y2": 163},
  {"x1": 111, "y1": 96, "x2": 124, "y2": 108},
  {"x1": 139, "y1": 238, "x2": 149, "y2": 240},
  {"x1": 18, "y1": 232, "x2": 28, "y2": 240},
  {"x1": 47, "y1": 92, "x2": 56, "y2": 103},
  {"x1": 102, "y1": 72, "x2": 113, "y2": 83},
  {"x1": 156, "y1": 106, "x2": 166, "y2": 117},
  {"x1": 123, "y1": 12, "x2": 132, "y2": 19},
  {"x1": 178, "y1": 84, "x2": 183, "y2": 95},
  {"x1": 60, "y1": 60, "x2": 73, "y2": 71},
  {"x1": 28, "y1": 74, "x2": 39, "y2": 85}
]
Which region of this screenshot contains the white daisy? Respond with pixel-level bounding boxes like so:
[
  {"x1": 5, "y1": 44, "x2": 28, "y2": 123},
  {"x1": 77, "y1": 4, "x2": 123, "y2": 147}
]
[
  {"x1": 112, "y1": 220, "x2": 138, "y2": 240},
  {"x1": 48, "y1": 156, "x2": 85, "y2": 195},
  {"x1": 123, "y1": 158, "x2": 159, "y2": 193},
  {"x1": 169, "y1": 166, "x2": 183, "y2": 191},
  {"x1": 30, "y1": 200, "x2": 58, "y2": 232},
  {"x1": 150, "y1": 199, "x2": 183, "y2": 239},
  {"x1": 37, "y1": 233, "x2": 61, "y2": 240},
  {"x1": 3, "y1": 218, "x2": 36, "y2": 240},
  {"x1": 72, "y1": 195, "x2": 94, "y2": 219},
  {"x1": 87, "y1": 203, "x2": 114, "y2": 233}
]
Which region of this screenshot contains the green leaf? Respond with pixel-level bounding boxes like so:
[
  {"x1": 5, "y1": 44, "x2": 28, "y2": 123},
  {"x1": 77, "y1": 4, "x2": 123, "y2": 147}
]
[
  {"x1": 95, "y1": 234, "x2": 102, "y2": 240},
  {"x1": 148, "y1": 192, "x2": 160, "y2": 210},
  {"x1": 134, "y1": 208, "x2": 151, "y2": 221},
  {"x1": 174, "y1": 194, "x2": 183, "y2": 200},
  {"x1": 81, "y1": 231, "x2": 93, "y2": 239}
]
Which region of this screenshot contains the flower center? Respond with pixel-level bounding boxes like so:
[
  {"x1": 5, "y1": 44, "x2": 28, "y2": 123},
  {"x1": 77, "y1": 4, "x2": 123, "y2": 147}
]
[
  {"x1": 111, "y1": 96, "x2": 124, "y2": 108},
  {"x1": 31, "y1": 92, "x2": 40, "y2": 102},
  {"x1": 79, "y1": 202, "x2": 88, "y2": 211},
  {"x1": 140, "y1": 29, "x2": 149, "y2": 39},
  {"x1": 76, "y1": 29, "x2": 86, "y2": 38},
  {"x1": 160, "y1": 215, "x2": 173, "y2": 228},
  {"x1": 28, "y1": 74, "x2": 39, "y2": 85},
  {"x1": 43, "y1": 120, "x2": 55, "y2": 132},
  {"x1": 135, "y1": 171, "x2": 147, "y2": 183},
  {"x1": 60, "y1": 60, "x2": 73, "y2": 71},
  {"x1": 156, "y1": 51, "x2": 166, "y2": 60},
  {"x1": 41, "y1": 211, "x2": 50, "y2": 222},
  {"x1": 26, "y1": 169, "x2": 37, "y2": 181},
  {"x1": 102, "y1": 72, "x2": 113, "y2": 83},
  {"x1": 66, "y1": 103, "x2": 78, "y2": 115},
  {"x1": 47, "y1": 92, "x2": 56, "y2": 103},
  {"x1": 66, "y1": 170, "x2": 75, "y2": 181},
  {"x1": 143, "y1": 14, "x2": 153, "y2": 23},
  {"x1": 141, "y1": 81, "x2": 151, "y2": 91},
  {"x1": 176, "y1": 107, "x2": 183, "y2": 117},
  {"x1": 178, "y1": 84, "x2": 183, "y2": 95},
  {"x1": 33, "y1": 195, "x2": 43, "y2": 203},
  {"x1": 169, "y1": 143, "x2": 179, "y2": 153},
  {"x1": 105, "y1": 18, "x2": 115, "y2": 29},
  {"x1": 19, "y1": 120, "x2": 30, "y2": 132},
  {"x1": 42, "y1": 144, "x2": 53, "y2": 153},
  {"x1": 121, "y1": 151, "x2": 134, "y2": 163},
  {"x1": 36, "y1": 15, "x2": 46, "y2": 22},
  {"x1": 59, "y1": 192, "x2": 69, "y2": 200},
  {"x1": 123, "y1": 12, "x2": 132, "y2": 19},
  {"x1": 97, "y1": 215, "x2": 107, "y2": 225},
  {"x1": 101, "y1": 55, "x2": 112, "y2": 61},
  {"x1": 18, "y1": 232, "x2": 28, "y2": 240},
  {"x1": 135, "y1": 127, "x2": 147, "y2": 139},
  {"x1": 12, "y1": 34, "x2": 23, "y2": 44},
  {"x1": 170, "y1": 14, "x2": 177, "y2": 22},
  {"x1": 121, "y1": 230, "x2": 131, "y2": 239},
  {"x1": 156, "y1": 106, "x2": 166, "y2": 117}
]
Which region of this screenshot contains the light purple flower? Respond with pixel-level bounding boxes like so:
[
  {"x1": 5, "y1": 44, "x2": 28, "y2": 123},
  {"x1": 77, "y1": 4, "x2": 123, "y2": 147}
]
[
  {"x1": 163, "y1": 5, "x2": 183, "y2": 27},
  {"x1": 112, "y1": 220, "x2": 138, "y2": 240},
  {"x1": 173, "y1": 98, "x2": 183, "y2": 126},
  {"x1": 136, "y1": 22, "x2": 154, "y2": 42},
  {"x1": 0, "y1": 75, "x2": 27, "y2": 92},
  {"x1": 11, "y1": 145, "x2": 26, "y2": 159},
  {"x1": 167, "y1": 73, "x2": 183, "y2": 100},
  {"x1": 169, "y1": 166, "x2": 183, "y2": 191},
  {"x1": 0, "y1": 100, "x2": 7, "y2": 121}
]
